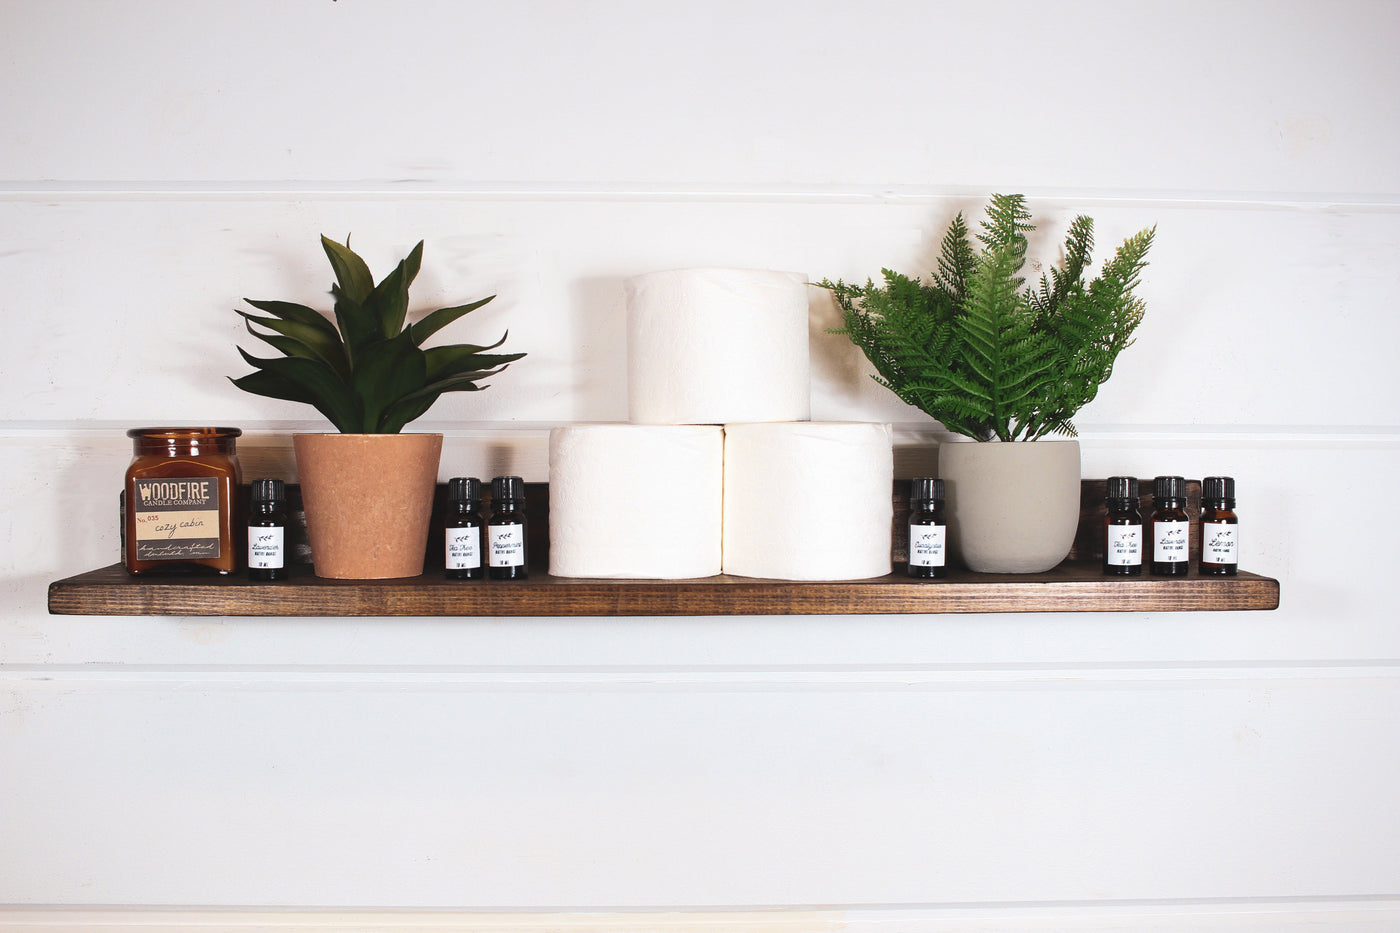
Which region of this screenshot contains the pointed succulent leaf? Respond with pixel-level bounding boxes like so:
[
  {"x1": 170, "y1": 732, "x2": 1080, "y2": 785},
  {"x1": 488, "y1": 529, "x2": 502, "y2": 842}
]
[
  {"x1": 239, "y1": 323, "x2": 317, "y2": 363},
  {"x1": 231, "y1": 368, "x2": 364, "y2": 433},
  {"x1": 377, "y1": 394, "x2": 443, "y2": 436},
  {"x1": 243, "y1": 299, "x2": 340, "y2": 338},
  {"x1": 237, "y1": 310, "x2": 350, "y2": 375},
  {"x1": 421, "y1": 329, "x2": 512, "y2": 357},
  {"x1": 410, "y1": 295, "x2": 496, "y2": 345},
  {"x1": 360, "y1": 241, "x2": 423, "y2": 341},
  {"x1": 320, "y1": 235, "x2": 375, "y2": 304},
  {"x1": 349, "y1": 332, "x2": 429, "y2": 433},
  {"x1": 331, "y1": 291, "x2": 382, "y2": 363},
  {"x1": 230, "y1": 369, "x2": 317, "y2": 405},
  {"x1": 389, "y1": 371, "x2": 490, "y2": 414},
  {"x1": 234, "y1": 348, "x2": 361, "y2": 432},
  {"x1": 424, "y1": 344, "x2": 525, "y2": 381}
]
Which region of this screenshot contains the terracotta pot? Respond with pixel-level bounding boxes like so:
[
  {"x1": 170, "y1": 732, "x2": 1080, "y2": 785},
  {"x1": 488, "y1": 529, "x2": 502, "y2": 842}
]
[
  {"x1": 938, "y1": 439, "x2": 1080, "y2": 573},
  {"x1": 292, "y1": 433, "x2": 443, "y2": 579}
]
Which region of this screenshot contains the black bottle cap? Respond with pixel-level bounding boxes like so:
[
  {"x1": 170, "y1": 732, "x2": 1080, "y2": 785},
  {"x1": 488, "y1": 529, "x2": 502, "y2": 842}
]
[
  {"x1": 448, "y1": 476, "x2": 482, "y2": 503},
  {"x1": 491, "y1": 475, "x2": 525, "y2": 503},
  {"x1": 909, "y1": 477, "x2": 944, "y2": 505},
  {"x1": 1153, "y1": 475, "x2": 1186, "y2": 500},
  {"x1": 250, "y1": 477, "x2": 285, "y2": 504},
  {"x1": 1203, "y1": 476, "x2": 1235, "y2": 500},
  {"x1": 1106, "y1": 476, "x2": 1138, "y2": 500}
]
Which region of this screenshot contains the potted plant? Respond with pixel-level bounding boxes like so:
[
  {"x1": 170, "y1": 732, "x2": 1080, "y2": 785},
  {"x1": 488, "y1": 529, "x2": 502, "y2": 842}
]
[
  {"x1": 822, "y1": 194, "x2": 1153, "y2": 572},
  {"x1": 232, "y1": 235, "x2": 524, "y2": 579}
]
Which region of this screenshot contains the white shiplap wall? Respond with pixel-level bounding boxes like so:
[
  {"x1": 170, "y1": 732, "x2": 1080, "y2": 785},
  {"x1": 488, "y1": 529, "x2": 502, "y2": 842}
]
[{"x1": 2, "y1": 2, "x2": 1398, "y2": 930}]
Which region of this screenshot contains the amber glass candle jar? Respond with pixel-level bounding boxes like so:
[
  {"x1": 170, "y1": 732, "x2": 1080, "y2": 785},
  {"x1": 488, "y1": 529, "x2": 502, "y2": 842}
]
[{"x1": 123, "y1": 427, "x2": 242, "y2": 575}]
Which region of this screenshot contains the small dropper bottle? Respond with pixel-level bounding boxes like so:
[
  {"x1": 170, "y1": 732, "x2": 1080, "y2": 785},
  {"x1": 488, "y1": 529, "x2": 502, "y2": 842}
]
[
  {"x1": 907, "y1": 477, "x2": 947, "y2": 579},
  {"x1": 247, "y1": 478, "x2": 288, "y2": 581},
  {"x1": 445, "y1": 476, "x2": 484, "y2": 580},
  {"x1": 1103, "y1": 476, "x2": 1144, "y2": 576},
  {"x1": 487, "y1": 476, "x2": 528, "y2": 580},
  {"x1": 1199, "y1": 476, "x2": 1239, "y2": 576},
  {"x1": 1150, "y1": 475, "x2": 1190, "y2": 577}
]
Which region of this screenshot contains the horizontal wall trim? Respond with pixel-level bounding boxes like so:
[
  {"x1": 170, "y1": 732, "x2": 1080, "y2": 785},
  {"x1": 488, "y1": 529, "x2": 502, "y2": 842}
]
[
  {"x1": 1, "y1": 421, "x2": 1398, "y2": 447},
  {"x1": 4, "y1": 897, "x2": 1400, "y2": 931},
  {"x1": 4, "y1": 661, "x2": 1399, "y2": 691},
  {"x1": 3, "y1": 180, "x2": 1400, "y2": 210},
  {"x1": 1, "y1": 420, "x2": 1395, "y2": 485}
]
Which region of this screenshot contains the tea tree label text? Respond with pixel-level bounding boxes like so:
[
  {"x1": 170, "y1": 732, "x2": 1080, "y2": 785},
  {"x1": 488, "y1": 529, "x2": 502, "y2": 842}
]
[{"x1": 1107, "y1": 525, "x2": 1143, "y2": 566}]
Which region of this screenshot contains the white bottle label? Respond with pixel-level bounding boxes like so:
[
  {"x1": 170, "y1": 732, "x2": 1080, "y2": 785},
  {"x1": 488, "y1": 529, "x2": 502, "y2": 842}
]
[
  {"x1": 1202, "y1": 521, "x2": 1239, "y2": 564},
  {"x1": 446, "y1": 527, "x2": 481, "y2": 570},
  {"x1": 1106, "y1": 524, "x2": 1142, "y2": 566},
  {"x1": 1153, "y1": 520, "x2": 1190, "y2": 563},
  {"x1": 248, "y1": 526, "x2": 284, "y2": 569},
  {"x1": 488, "y1": 524, "x2": 525, "y2": 568},
  {"x1": 909, "y1": 524, "x2": 946, "y2": 567}
]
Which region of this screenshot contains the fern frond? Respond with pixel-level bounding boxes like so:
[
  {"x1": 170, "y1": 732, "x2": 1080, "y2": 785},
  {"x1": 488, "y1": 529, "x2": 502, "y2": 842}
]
[
  {"x1": 977, "y1": 193, "x2": 1035, "y2": 256},
  {"x1": 823, "y1": 197, "x2": 1153, "y2": 442},
  {"x1": 1031, "y1": 213, "x2": 1094, "y2": 322},
  {"x1": 933, "y1": 212, "x2": 975, "y2": 302}
]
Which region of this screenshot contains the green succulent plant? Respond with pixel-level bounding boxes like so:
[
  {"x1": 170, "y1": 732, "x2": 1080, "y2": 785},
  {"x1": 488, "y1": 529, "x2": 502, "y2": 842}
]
[
  {"x1": 232, "y1": 235, "x2": 524, "y2": 434},
  {"x1": 822, "y1": 193, "x2": 1154, "y2": 442}
]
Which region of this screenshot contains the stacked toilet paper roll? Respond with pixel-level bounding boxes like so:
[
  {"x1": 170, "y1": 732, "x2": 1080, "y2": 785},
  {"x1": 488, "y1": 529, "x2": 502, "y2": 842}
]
[
  {"x1": 722, "y1": 422, "x2": 893, "y2": 580},
  {"x1": 626, "y1": 268, "x2": 810, "y2": 425},
  {"x1": 548, "y1": 424, "x2": 724, "y2": 579},
  {"x1": 546, "y1": 268, "x2": 894, "y2": 581}
]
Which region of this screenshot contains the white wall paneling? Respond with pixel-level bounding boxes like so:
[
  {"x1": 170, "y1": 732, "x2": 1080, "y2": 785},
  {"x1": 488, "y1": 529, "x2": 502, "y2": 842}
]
[
  {"x1": 4, "y1": 664, "x2": 1399, "y2": 907},
  {"x1": 2, "y1": 0, "x2": 1398, "y2": 928}
]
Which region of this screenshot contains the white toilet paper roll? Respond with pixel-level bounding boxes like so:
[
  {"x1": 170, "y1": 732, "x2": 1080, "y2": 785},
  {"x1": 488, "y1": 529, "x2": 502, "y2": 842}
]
[
  {"x1": 722, "y1": 422, "x2": 893, "y2": 581},
  {"x1": 548, "y1": 424, "x2": 724, "y2": 579},
  {"x1": 626, "y1": 268, "x2": 811, "y2": 425}
]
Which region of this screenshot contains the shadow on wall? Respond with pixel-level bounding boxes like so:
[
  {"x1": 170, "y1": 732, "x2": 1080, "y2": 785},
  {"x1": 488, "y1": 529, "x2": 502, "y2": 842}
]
[
  {"x1": 569, "y1": 276, "x2": 633, "y2": 422},
  {"x1": 807, "y1": 282, "x2": 874, "y2": 406},
  {"x1": 568, "y1": 271, "x2": 940, "y2": 426}
]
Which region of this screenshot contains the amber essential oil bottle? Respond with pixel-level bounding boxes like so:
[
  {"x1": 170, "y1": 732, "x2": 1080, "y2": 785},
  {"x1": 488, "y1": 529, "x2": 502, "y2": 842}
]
[
  {"x1": 907, "y1": 477, "x2": 947, "y2": 578},
  {"x1": 1103, "y1": 476, "x2": 1144, "y2": 576},
  {"x1": 445, "y1": 476, "x2": 485, "y2": 580},
  {"x1": 247, "y1": 478, "x2": 288, "y2": 581},
  {"x1": 487, "y1": 475, "x2": 528, "y2": 580},
  {"x1": 1199, "y1": 476, "x2": 1239, "y2": 576},
  {"x1": 1150, "y1": 475, "x2": 1190, "y2": 576}
]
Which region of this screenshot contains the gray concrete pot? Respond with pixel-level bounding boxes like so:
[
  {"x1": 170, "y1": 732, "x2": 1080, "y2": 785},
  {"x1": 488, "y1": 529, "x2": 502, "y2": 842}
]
[{"x1": 938, "y1": 439, "x2": 1080, "y2": 573}]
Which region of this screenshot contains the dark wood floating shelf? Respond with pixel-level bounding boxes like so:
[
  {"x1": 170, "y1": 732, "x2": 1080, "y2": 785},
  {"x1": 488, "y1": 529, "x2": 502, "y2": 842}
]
[
  {"x1": 49, "y1": 479, "x2": 1279, "y2": 617},
  {"x1": 49, "y1": 561, "x2": 1279, "y2": 617}
]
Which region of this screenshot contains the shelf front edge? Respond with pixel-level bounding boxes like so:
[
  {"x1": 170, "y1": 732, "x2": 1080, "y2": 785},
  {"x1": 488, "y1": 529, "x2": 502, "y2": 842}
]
[{"x1": 48, "y1": 564, "x2": 1280, "y2": 617}]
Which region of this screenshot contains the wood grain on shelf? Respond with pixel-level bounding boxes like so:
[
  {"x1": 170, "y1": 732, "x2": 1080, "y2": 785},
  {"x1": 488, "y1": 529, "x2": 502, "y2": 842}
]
[{"x1": 47, "y1": 562, "x2": 1278, "y2": 617}]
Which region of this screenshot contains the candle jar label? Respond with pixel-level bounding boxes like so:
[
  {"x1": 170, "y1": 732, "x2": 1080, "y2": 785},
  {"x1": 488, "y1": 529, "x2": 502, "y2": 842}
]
[{"x1": 131, "y1": 478, "x2": 222, "y2": 560}]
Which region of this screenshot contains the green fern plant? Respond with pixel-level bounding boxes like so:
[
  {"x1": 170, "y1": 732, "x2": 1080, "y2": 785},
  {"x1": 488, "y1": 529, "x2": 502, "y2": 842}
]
[
  {"x1": 231, "y1": 235, "x2": 524, "y2": 434},
  {"x1": 822, "y1": 194, "x2": 1153, "y2": 441}
]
